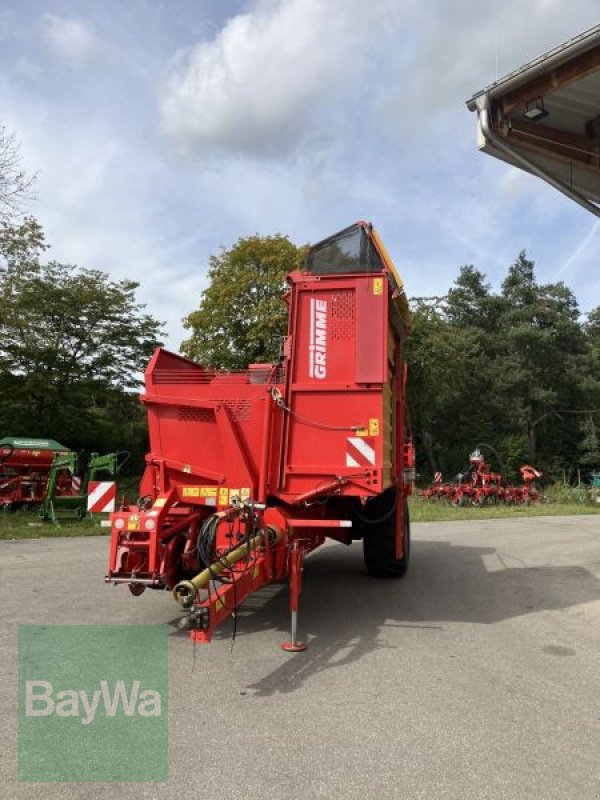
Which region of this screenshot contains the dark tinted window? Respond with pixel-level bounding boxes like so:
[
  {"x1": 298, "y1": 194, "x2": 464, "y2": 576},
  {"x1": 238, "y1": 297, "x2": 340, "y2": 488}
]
[{"x1": 307, "y1": 225, "x2": 384, "y2": 275}]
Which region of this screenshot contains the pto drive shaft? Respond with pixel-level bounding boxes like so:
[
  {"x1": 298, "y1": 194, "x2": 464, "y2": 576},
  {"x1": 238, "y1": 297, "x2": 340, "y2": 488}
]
[{"x1": 172, "y1": 525, "x2": 280, "y2": 608}]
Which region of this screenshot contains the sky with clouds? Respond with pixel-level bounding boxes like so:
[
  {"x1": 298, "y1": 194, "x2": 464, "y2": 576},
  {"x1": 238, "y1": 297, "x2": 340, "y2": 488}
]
[{"x1": 1, "y1": 0, "x2": 600, "y2": 348}]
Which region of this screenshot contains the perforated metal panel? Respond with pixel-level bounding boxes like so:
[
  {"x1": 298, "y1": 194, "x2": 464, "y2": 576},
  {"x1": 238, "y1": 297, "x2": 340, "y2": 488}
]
[
  {"x1": 178, "y1": 407, "x2": 212, "y2": 422},
  {"x1": 177, "y1": 400, "x2": 252, "y2": 423},
  {"x1": 223, "y1": 399, "x2": 252, "y2": 422},
  {"x1": 330, "y1": 291, "x2": 355, "y2": 342}
]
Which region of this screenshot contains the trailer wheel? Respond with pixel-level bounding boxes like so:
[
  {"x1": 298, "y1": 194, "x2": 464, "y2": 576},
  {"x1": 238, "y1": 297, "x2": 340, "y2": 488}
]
[{"x1": 362, "y1": 492, "x2": 410, "y2": 578}]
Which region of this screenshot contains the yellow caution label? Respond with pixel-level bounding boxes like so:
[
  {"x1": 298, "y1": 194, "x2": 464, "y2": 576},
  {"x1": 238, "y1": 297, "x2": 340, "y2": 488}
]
[
  {"x1": 355, "y1": 426, "x2": 369, "y2": 437},
  {"x1": 240, "y1": 487, "x2": 250, "y2": 502},
  {"x1": 215, "y1": 597, "x2": 225, "y2": 612},
  {"x1": 218, "y1": 487, "x2": 229, "y2": 506},
  {"x1": 153, "y1": 497, "x2": 166, "y2": 508},
  {"x1": 373, "y1": 277, "x2": 383, "y2": 296},
  {"x1": 127, "y1": 514, "x2": 140, "y2": 531},
  {"x1": 183, "y1": 486, "x2": 218, "y2": 498},
  {"x1": 369, "y1": 418, "x2": 380, "y2": 436},
  {"x1": 229, "y1": 489, "x2": 240, "y2": 502}
]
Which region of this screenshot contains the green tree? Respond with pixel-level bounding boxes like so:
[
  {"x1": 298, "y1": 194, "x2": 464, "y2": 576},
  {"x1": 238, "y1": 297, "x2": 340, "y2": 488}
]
[
  {"x1": 182, "y1": 234, "x2": 307, "y2": 369},
  {"x1": 0, "y1": 215, "x2": 47, "y2": 265},
  {"x1": 406, "y1": 298, "x2": 481, "y2": 476},
  {"x1": 497, "y1": 252, "x2": 584, "y2": 461},
  {"x1": 0, "y1": 258, "x2": 163, "y2": 453}
]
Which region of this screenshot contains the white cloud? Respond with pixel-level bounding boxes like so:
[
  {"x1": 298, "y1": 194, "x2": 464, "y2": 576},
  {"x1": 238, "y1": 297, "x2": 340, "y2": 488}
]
[
  {"x1": 159, "y1": 0, "x2": 600, "y2": 168},
  {"x1": 160, "y1": 0, "x2": 401, "y2": 158},
  {"x1": 41, "y1": 14, "x2": 99, "y2": 62}
]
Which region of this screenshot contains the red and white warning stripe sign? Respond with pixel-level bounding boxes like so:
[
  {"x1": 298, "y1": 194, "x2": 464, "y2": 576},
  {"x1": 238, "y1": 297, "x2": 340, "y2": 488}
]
[
  {"x1": 87, "y1": 481, "x2": 117, "y2": 513},
  {"x1": 72, "y1": 475, "x2": 82, "y2": 493},
  {"x1": 346, "y1": 437, "x2": 376, "y2": 468}
]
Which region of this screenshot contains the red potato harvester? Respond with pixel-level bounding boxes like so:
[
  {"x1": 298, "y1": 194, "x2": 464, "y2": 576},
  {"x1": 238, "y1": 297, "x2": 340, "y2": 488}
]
[{"x1": 106, "y1": 222, "x2": 414, "y2": 651}]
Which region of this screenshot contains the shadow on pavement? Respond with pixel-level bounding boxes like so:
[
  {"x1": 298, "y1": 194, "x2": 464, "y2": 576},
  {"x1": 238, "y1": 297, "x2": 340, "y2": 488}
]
[{"x1": 171, "y1": 538, "x2": 600, "y2": 695}]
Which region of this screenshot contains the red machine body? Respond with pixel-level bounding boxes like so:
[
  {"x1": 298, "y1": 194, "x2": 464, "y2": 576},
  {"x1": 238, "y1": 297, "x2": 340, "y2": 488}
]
[{"x1": 106, "y1": 222, "x2": 413, "y2": 649}]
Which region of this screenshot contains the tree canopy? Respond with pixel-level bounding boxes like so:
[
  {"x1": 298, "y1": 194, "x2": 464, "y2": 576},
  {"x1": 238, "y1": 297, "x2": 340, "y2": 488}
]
[
  {"x1": 182, "y1": 234, "x2": 307, "y2": 369},
  {"x1": 0, "y1": 217, "x2": 163, "y2": 460}
]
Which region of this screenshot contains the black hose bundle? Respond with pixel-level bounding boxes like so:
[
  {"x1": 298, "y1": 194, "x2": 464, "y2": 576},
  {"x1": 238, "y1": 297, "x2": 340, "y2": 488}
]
[{"x1": 194, "y1": 511, "x2": 261, "y2": 645}]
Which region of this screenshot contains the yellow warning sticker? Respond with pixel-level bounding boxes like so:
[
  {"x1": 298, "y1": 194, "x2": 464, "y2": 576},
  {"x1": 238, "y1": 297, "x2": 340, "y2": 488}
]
[
  {"x1": 369, "y1": 418, "x2": 380, "y2": 436},
  {"x1": 153, "y1": 498, "x2": 166, "y2": 508},
  {"x1": 373, "y1": 277, "x2": 383, "y2": 296},
  {"x1": 127, "y1": 514, "x2": 140, "y2": 531},
  {"x1": 229, "y1": 489, "x2": 240, "y2": 502},
  {"x1": 215, "y1": 597, "x2": 225, "y2": 612},
  {"x1": 218, "y1": 487, "x2": 229, "y2": 506},
  {"x1": 183, "y1": 486, "x2": 218, "y2": 498},
  {"x1": 240, "y1": 487, "x2": 250, "y2": 502},
  {"x1": 355, "y1": 426, "x2": 369, "y2": 437}
]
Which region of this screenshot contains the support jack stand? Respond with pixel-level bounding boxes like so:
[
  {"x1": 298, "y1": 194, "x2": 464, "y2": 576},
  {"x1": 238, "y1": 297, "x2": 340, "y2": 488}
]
[{"x1": 281, "y1": 541, "x2": 308, "y2": 652}]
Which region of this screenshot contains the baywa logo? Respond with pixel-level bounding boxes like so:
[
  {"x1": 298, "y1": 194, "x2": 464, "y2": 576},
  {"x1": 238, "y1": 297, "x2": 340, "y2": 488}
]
[
  {"x1": 25, "y1": 679, "x2": 162, "y2": 725},
  {"x1": 19, "y1": 625, "x2": 168, "y2": 782},
  {"x1": 308, "y1": 297, "x2": 327, "y2": 379}
]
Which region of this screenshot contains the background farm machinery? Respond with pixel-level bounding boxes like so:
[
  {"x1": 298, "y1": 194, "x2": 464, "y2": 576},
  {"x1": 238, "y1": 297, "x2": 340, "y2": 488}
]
[
  {"x1": 421, "y1": 447, "x2": 542, "y2": 506},
  {"x1": 106, "y1": 222, "x2": 415, "y2": 651},
  {"x1": 40, "y1": 450, "x2": 127, "y2": 524},
  {"x1": 0, "y1": 438, "x2": 71, "y2": 509},
  {"x1": 0, "y1": 437, "x2": 126, "y2": 522}
]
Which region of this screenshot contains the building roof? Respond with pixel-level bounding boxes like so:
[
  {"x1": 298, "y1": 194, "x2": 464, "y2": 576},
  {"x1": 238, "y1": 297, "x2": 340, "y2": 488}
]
[{"x1": 466, "y1": 25, "x2": 600, "y2": 215}]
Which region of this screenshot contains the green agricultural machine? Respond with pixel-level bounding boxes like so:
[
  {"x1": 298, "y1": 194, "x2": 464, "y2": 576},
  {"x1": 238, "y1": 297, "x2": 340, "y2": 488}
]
[{"x1": 40, "y1": 451, "x2": 128, "y2": 526}]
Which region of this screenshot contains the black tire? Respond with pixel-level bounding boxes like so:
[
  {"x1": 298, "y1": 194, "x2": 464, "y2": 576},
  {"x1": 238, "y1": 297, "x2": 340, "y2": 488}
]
[{"x1": 363, "y1": 493, "x2": 410, "y2": 578}]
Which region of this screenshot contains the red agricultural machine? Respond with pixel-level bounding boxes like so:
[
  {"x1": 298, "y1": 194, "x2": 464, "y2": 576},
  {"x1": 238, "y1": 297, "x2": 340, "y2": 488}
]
[
  {"x1": 421, "y1": 447, "x2": 543, "y2": 507},
  {"x1": 0, "y1": 438, "x2": 71, "y2": 509},
  {"x1": 106, "y1": 222, "x2": 414, "y2": 650}
]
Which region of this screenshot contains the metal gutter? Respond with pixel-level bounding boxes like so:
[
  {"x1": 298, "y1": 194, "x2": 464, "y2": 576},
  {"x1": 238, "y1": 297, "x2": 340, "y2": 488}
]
[{"x1": 475, "y1": 97, "x2": 600, "y2": 218}]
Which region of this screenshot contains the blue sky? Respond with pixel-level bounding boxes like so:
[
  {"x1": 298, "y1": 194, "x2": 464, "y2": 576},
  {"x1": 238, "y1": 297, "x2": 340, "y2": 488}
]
[{"x1": 1, "y1": 0, "x2": 600, "y2": 348}]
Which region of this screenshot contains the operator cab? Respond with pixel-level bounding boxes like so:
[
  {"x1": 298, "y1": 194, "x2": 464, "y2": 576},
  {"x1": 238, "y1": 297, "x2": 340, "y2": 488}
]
[
  {"x1": 305, "y1": 221, "x2": 402, "y2": 294},
  {"x1": 307, "y1": 222, "x2": 384, "y2": 275}
]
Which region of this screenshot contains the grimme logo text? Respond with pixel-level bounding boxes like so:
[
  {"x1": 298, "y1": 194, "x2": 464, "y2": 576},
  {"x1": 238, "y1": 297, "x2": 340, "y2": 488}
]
[
  {"x1": 308, "y1": 297, "x2": 327, "y2": 379},
  {"x1": 25, "y1": 680, "x2": 161, "y2": 725}
]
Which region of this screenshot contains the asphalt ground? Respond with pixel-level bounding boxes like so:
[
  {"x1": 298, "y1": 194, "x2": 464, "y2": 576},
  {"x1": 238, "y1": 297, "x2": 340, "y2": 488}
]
[{"x1": 2, "y1": 515, "x2": 600, "y2": 799}]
